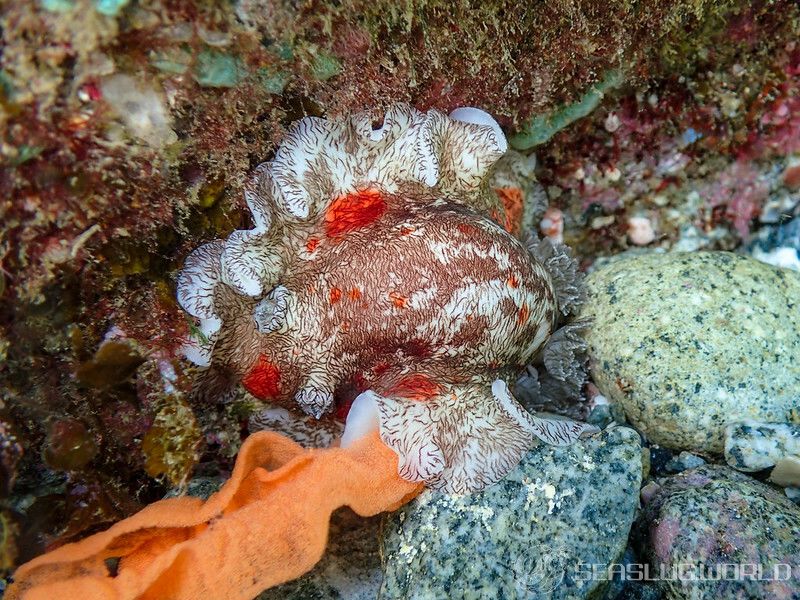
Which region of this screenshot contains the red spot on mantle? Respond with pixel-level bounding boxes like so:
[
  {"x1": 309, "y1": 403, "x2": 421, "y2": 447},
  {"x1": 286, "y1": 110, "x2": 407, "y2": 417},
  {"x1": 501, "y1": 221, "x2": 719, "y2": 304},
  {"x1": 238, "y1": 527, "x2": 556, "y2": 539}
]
[
  {"x1": 330, "y1": 287, "x2": 342, "y2": 303},
  {"x1": 507, "y1": 275, "x2": 519, "y2": 288},
  {"x1": 306, "y1": 238, "x2": 319, "y2": 253},
  {"x1": 457, "y1": 223, "x2": 475, "y2": 235},
  {"x1": 389, "y1": 374, "x2": 441, "y2": 402},
  {"x1": 372, "y1": 361, "x2": 391, "y2": 377},
  {"x1": 335, "y1": 397, "x2": 354, "y2": 421},
  {"x1": 325, "y1": 189, "x2": 386, "y2": 237},
  {"x1": 783, "y1": 164, "x2": 800, "y2": 189},
  {"x1": 242, "y1": 355, "x2": 281, "y2": 399}
]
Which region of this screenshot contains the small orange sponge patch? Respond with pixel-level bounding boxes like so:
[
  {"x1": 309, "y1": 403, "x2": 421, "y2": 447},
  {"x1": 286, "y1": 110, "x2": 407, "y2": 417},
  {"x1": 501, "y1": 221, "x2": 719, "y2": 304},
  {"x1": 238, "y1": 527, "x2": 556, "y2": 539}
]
[{"x1": 8, "y1": 432, "x2": 421, "y2": 600}]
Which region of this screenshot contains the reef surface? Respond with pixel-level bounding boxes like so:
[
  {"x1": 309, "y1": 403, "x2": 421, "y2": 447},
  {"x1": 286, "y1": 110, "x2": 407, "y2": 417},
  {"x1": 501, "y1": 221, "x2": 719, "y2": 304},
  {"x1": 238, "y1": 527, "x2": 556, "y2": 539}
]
[{"x1": 1, "y1": 1, "x2": 800, "y2": 597}]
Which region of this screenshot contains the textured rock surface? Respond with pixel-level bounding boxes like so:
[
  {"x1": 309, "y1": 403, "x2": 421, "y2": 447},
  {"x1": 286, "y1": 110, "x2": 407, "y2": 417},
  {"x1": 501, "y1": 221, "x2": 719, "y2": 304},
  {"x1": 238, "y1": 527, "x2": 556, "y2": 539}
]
[
  {"x1": 771, "y1": 457, "x2": 800, "y2": 488},
  {"x1": 582, "y1": 251, "x2": 800, "y2": 453},
  {"x1": 725, "y1": 422, "x2": 800, "y2": 472},
  {"x1": 746, "y1": 214, "x2": 800, "y2": 271},
  {"x1": 258, "y1": 510, "x2": 383, "y2": 600},
  {"x1": 380, "y1": 427, "x2": 641, "y2": 600},
  {"x1": 664, "y1": 451, "x2": 706, "y2": 473},
  {"x1": 635, "y1": 465, "x2": 800, "y2": 600}
]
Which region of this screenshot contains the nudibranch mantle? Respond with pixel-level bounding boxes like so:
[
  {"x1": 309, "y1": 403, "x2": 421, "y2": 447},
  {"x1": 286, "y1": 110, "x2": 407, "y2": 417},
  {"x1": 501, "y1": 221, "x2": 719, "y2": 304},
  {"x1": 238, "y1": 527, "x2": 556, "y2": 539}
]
[{"x1": 177, "y1": 103, "x2": 594, "y2": 493}]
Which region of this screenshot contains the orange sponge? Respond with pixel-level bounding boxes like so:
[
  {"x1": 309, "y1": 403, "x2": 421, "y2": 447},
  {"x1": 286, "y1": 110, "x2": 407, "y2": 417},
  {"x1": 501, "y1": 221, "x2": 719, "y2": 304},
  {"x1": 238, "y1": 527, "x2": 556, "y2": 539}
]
[{"x1": 8, "y1": 431, "x2": 421, "y2": 600}]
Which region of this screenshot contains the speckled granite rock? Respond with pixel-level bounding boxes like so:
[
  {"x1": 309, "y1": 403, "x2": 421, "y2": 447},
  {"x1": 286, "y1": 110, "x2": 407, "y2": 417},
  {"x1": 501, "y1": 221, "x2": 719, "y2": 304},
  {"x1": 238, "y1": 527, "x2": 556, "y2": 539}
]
[
  {"x1": 725, "y1": 422, "x2": 800, "y2": 472},
  {"x1": 582, "y1": 252, "x2": 800, "y2": 453},
  {"x1": 771, "y1": 456, "x2": 800, "y2": 488},
  {"x1": 664, "y1": 451, "x2": 706, "y2": 473},
  {"x1": 634, "y1": 465, "x2": 800, "y2": 600},
  {"x1": 380, "y1": 427, "x2": 642, "y2": 600},
  {"x1": 747, "y1": 214, "x2": 800, "y2": 271}
]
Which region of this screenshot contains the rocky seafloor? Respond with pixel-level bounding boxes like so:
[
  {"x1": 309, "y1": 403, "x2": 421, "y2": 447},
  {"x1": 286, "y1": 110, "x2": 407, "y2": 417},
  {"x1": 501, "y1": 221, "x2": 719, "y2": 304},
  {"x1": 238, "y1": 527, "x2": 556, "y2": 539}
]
[{"x1": 1, "y1": 1, "x2": 800, "y2": 599}]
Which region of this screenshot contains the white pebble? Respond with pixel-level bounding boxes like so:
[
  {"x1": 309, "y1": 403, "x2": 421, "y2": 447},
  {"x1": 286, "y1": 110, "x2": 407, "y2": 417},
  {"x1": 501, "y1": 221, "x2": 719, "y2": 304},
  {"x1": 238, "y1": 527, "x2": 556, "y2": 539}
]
[
  {"x1": 605, "y1": 166, "x2": 621, "y2": 182},
  {"x1": 539, "y1": 207, "x2": 564, "y2": 243},
  {"x1": 627, "y1": 216, "x2": 656, "y2": 245},
  {"x1": 101, "y1": 74, "x2": 176, "y2": 148},
  {"x1": 604, "y1": 113, "x2": 621, "y2": 133}
]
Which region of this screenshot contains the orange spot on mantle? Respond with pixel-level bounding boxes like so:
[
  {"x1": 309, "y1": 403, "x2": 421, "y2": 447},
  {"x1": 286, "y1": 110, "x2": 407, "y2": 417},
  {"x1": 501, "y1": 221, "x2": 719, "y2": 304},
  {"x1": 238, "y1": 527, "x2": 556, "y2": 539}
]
[
  {"x1": 507, "y1": 275, "x2": 519, "y2": 288},
  {"x1": 325, "y1": 189, "x2": 386, "y2": 238},
  {"x1": 389, "y1": 374, "x2": 441, "y2": 402},
  {"x1": 329, "y1": 287, "x2": 342, "y2": 303},
  {"x1": 242, "y1": 355, "x2": 281, "y2": 399},
  {"x1": 389, "y1": 291, "x2": 408, "y2": 308},
  {"x1": 306, "y1": 238, "x2": 319, "y2": 253},
  {"x1": 348, "y1": 288, "x2": 362, "y2": 300},
  {"x1": 517, "y1": 302, "x2": 530, "y2": 324},
  {"x1": 494, "y1": 186, "x2": 524, "y2": 234}
]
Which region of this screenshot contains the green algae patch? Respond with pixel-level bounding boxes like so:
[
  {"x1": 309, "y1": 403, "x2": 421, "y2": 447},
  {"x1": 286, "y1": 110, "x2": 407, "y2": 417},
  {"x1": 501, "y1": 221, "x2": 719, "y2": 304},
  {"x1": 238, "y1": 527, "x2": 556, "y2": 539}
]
[
  {"x1": 93, "y1": 0, "x2": 129, "y2": 17},
  {"x1": 75, "y1": 340, "x2": 145, "y2": 389},
  {"x1": 510, "y1": 70, "x2": 624, "y2": 150},
  {"x1": 310, "y1": 50, "x2": 341, "y2": 81},
  {"x1": 142, "y1": 395, "x2": 202, "y2": 486},
  {"x1": 194, "y1": 49, "x2": 246, "y2": 88},
  {"x1": 257, "y1": 68, "x2": 291, "y2": 95}
]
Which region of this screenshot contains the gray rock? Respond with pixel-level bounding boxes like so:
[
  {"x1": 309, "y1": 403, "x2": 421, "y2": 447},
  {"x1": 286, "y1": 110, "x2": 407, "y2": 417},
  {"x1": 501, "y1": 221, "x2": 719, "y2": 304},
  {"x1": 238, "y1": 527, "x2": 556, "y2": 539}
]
[
  {"x1": 586, "y1": 403, "x2": 613, "y2": 428},
  {"x1": 258, "y1": 509, "x2": 383, "y2": 600},
  {"x1": 582, "y1": 251, "x2": 800, "y2": 453},
  {"x1": 725, "y1": 421, "x2": 800, "y2": 472},
  {"x1": 163, "y1": 476, "x2": 224, "y2": 500},
  {"x1": 634, "y1": 465, "x2": 800, "y2": 600},
  {"x1": 664, "y1": 451, "x2": 706, "y2": 473},
  {"x1": 770, "y1": 456, "x2": 800, "y2": 488},
  {"x1": 380, "y1": 427, "x2": 642, "y2": 600},
  {"x1": 746, "y1": 214, "x2": 800, "y2": 271}
]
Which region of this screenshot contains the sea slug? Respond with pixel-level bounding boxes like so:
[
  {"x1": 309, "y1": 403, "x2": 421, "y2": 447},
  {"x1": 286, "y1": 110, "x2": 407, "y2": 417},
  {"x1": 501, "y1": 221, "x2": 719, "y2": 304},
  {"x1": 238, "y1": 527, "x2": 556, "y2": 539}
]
[{"x1": 177, "y1": 104, "x2": 594, "y2": 493}]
